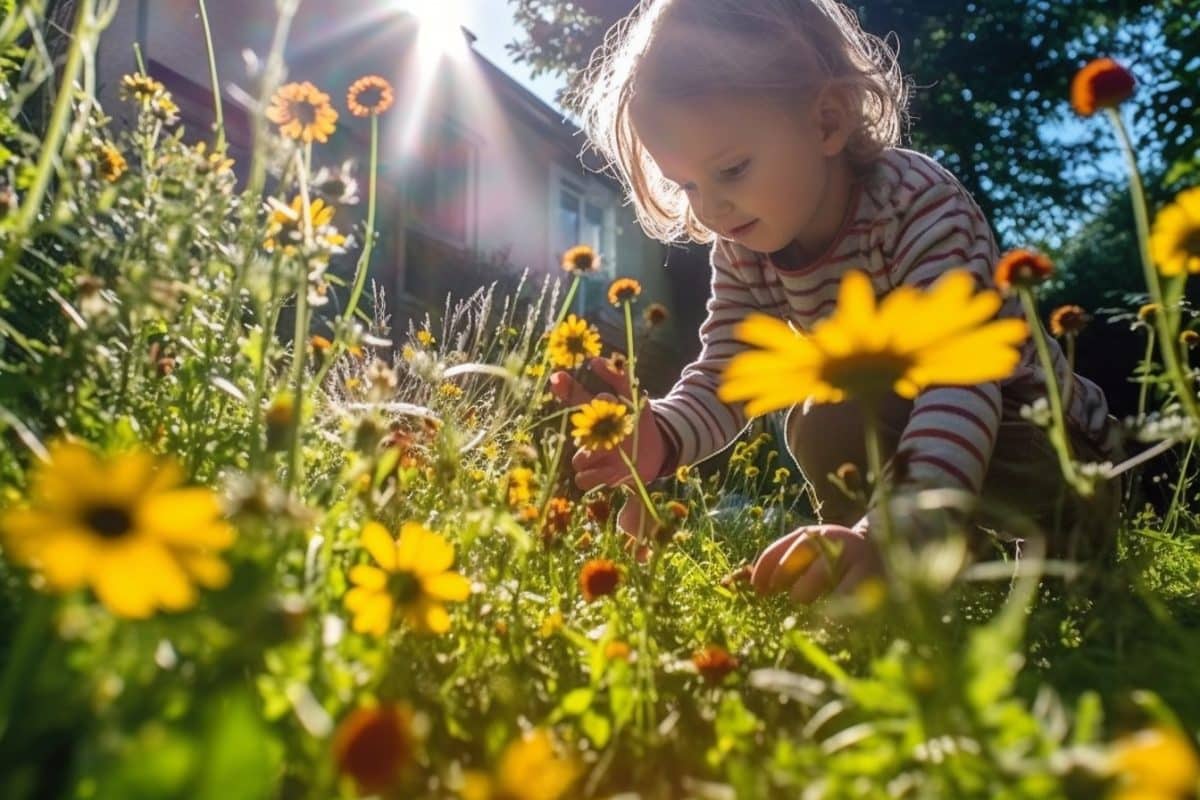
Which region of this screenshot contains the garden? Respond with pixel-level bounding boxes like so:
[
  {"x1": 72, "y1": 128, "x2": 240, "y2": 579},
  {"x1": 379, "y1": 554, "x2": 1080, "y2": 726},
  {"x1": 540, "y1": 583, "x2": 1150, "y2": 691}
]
[{"x1": 1, "y1": 1, "x2": 1200, "y2": 798}]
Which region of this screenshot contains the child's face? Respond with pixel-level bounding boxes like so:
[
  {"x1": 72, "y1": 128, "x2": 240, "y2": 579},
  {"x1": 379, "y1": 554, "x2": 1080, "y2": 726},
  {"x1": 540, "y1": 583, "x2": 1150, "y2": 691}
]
[{"x1": 631, "y1": 92, "x2": 848, "y2": 253}]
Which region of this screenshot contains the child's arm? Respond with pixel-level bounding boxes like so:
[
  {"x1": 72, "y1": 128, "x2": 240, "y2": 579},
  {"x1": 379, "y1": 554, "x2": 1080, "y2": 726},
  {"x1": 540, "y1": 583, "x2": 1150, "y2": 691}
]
[
  {"x1": 883, "y1": 177, "x2": 1010, "y2": 502},
  {"x1": 648, "y1": 239, "x2": 761, "y2": 477}
]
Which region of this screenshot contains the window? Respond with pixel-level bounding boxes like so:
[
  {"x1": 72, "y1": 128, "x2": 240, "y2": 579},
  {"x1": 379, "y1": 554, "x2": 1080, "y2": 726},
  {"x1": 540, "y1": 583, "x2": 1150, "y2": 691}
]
[
  {"x1": 551, "y1": 170, "x2": 617, "y2": 277},
  {"x1": 410, "y1": 119, "x2": 477, "y2": 248}
]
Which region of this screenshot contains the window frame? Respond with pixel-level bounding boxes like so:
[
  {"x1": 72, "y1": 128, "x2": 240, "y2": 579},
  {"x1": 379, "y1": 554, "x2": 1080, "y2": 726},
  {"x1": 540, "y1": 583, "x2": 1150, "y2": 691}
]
[{"x1": 406, "y1": 114, "x2": 481, "y2": 252}]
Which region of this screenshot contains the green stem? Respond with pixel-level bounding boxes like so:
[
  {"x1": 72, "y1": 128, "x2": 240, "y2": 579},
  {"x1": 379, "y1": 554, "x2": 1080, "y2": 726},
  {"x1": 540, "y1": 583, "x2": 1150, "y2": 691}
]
[
  {"x1": 196, "y1": 0, "x2": 225, "y2": 151},
  {"x1": 1107, "y1": 108, "x2": 1200, "y2": 424},
  {"x1": 342, "y1": 114, "x2": 379, "y2": 326},
  {"x1": 526, "y1": 276, "x2": 581, "y2": 416},
  {"x1": 311, "y1": 114, "x2": 382, "y2": 391},
  {"x1": 623, "y1": 300, "x2": 641, "y2": 456},
  {"x1": 618, "y1": 448, "x2": 662, "y2": 527},
  {"x1": 1019, "y1": 289, "x2": 1084, "y2": 494},
  {"x1": 1137, "y1": 328, "x2": 1156, "y2": 422},
  {"x1": 1, "y1": 0, "x2": 92, "y2": 293},
  {"x1": 0, "y1": 594, "x2": 53, "y2": 746},
  {"x1": 862, "y1": 404, "x2": 893, "y2": 548},
  {"x1": 285, "y1": 145, "x2": 315, "y2": 490},
  {"x1": 1164, "y1": 438, "x2": 1195, "y2": 534}
]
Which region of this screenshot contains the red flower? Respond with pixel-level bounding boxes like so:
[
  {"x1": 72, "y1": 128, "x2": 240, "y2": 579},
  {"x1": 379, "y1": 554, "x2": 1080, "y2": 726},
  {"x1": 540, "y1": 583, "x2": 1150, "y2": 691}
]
[
  {"x1": 1071, "y1": 58, "x2": 1135, "y2": 117},
  {"x1": 692, "y1": 645, "x2": 739, "y2": 685},
  {"x1": 579, "y1": 558, "x2": 620, "y2": 602},
  {"x1": 994, "y1": 248, "x2": 1054, "y2": 293},
  {"x1": 332, "y1": 704, "x2": 413, "y2": 793}
]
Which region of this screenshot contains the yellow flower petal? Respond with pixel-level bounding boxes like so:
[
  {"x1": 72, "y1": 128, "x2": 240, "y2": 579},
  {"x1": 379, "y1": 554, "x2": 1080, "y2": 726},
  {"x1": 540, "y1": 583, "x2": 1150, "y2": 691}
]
[
  {"x1": 421, "y1": 571, "x2": 471, "y2": 602},
  {"x1": 176, "y1": 551, "x2": 231, "y2": 588},
  {"x1": 351, "y1": 592, "x2": 393, "y2": 636},
  {"x1": 137, "y1": 488, "x2": 233, "y2": 549},
  {"x1": 91, "y1": 542, "x2": 162, "y2": 618},
  {"x1": 349, "y1": 564, "x2": 388, "y2": 590},
  {"x1": 395, "y1": 522, "x2": 454, "y2": 576},
  {"x1": 416, "y1": 601, "x2": 451, "y2": 634},
  {"x1": 361, "y1": 521, "x2": 398, "y2": 571}
]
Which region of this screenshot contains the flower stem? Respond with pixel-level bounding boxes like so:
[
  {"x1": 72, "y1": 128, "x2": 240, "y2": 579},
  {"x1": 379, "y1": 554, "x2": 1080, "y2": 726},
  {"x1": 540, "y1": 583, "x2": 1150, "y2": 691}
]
[
  {"x1": 622, "y1": 300, "x2": 642, "y2": 457},
  {"x1": 196, "y1": 0, "x2": 225, "y2": 151},
  {"x1": 1, "y1": 0, "x2": 93, "y2": 293},
  {"x1": 1137, "y1": 327, "x2": 1156, "y2": 423},
  {"x1": 1107, "y1": 108, "x2": 1200, "y2": 424},
  {"x1": 861, "y1": 403, "x2": 893, "y2": 548},
  {"x1": 340, "y1": 113, "x2": 379, "y2": 332},
  {"x1": 1019, "y1": 289, "x2": 1085, "y2": 495},
  {"x1": 618, "y1": 448, "x2": 662, "y2": 527},
  {"x1": 0, "y1": 594, "x2": 53, "y2": 746}
]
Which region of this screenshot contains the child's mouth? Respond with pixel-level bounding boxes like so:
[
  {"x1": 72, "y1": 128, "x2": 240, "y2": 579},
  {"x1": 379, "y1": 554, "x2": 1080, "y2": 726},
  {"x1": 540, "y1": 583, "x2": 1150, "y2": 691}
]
[{"x1": 728, "y1": 220, "x2": 758, "y2": 237}]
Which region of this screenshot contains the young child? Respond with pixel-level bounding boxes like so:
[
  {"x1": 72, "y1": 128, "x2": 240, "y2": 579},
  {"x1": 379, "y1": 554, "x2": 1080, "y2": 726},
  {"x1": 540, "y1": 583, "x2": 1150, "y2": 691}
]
[{"x1": 549, "y1": 0, "x2": 1117, "y2": 603}]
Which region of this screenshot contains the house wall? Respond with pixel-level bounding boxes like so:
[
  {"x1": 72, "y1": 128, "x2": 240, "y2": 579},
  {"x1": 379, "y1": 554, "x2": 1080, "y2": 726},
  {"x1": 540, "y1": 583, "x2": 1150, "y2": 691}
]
[{"x1": 95, "y1": 0, "x2": 688, "y2": 372}]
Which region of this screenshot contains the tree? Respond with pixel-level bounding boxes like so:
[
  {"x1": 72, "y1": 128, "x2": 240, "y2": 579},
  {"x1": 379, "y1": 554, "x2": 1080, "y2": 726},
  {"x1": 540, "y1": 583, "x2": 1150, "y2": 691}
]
[{"x1": 506, "y1": 0, "x2": 1199, "y2": 243}]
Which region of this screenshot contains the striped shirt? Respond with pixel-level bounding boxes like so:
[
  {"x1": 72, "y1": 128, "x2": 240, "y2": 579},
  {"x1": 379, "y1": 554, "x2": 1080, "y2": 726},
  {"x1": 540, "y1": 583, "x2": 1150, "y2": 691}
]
[{"x1": 649, "y1": 147, "x2": 1111, "y2": 495}]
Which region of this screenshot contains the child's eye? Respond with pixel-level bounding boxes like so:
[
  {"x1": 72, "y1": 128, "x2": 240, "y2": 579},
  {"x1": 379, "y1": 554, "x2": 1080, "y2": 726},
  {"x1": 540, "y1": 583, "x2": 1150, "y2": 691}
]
[{"x1": 719, "y1": 159, "x2": 750, "y2": 179}]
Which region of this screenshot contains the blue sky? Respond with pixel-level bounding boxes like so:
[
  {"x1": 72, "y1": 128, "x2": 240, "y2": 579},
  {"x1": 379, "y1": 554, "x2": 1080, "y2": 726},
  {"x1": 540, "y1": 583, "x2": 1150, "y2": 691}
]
[{"x1": 459, "y1": 0, "x2": 567, "y2": 110}]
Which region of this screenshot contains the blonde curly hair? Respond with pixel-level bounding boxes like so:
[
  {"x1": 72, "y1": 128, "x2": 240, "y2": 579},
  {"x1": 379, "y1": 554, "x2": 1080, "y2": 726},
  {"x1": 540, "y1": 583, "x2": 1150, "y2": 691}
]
[{"x1": 571, "y1": 0, "x2": 909, "y2": 244}]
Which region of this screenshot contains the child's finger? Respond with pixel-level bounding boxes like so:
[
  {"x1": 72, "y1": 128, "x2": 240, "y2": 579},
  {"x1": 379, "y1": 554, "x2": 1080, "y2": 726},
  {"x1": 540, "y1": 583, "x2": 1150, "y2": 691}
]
[
  {"x1": 750, "y1": 530, "x2": 810, "y2": 595},
  {"x1": 550, "y1": 371, "x2": 593, "y2": 406},
  {"x1": 575, "y1": 463, "x2": 629, "y2": 491},
  {"x1": 589, "y1": 357, "x2": 633, "y2": 400},
  {"x1": 787, "y1": 554, "x2": 837, "y2": 604}
]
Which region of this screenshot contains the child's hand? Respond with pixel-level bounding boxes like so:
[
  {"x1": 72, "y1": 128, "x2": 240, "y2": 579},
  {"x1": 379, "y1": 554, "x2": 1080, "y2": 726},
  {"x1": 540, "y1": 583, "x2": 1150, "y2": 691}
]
[
  {"x1": 549, "y1": 357, "x2": 668, "y2": 494},
  {"x1": 750, "y1": 523, "x2": 880, "y2": 604}
]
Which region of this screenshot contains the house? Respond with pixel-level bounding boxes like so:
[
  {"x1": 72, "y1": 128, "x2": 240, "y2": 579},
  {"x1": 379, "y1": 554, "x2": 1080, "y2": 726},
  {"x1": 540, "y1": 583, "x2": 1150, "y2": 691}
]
[{"x1": 95, "y1": 0, "x2": 711, "y2": 394}]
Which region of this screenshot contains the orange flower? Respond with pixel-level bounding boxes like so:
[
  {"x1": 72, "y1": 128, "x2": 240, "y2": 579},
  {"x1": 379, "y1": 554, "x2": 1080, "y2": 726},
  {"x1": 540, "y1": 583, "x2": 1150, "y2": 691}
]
[
  {"x1": 266, "y1": 81, "x2": 338, "y2": 143},
  {"x1": 643, "y1": 302, "x2": 669, "y2": 326},
  {"x1": 692, "y1": 645, "x2": 738, "y2": 685},
  {"x1": 310, "y1": 334, "x2": 332, "y2": 352},
  {"x1": 1181, "y1": 330, "x2": 1200, "y2": 349},
  {"x1": 1071, "y1": 58, "x2": 1136, "y2": 117},
  {"x1": 332, "y1": 704, "x2": 413, "y2": 794},
  {"x1": 347, "y1": 75, "x2": 395, "y2": 117},
  {"x1": 579, "y1": 558, "x2": 620, "y2": 602},
  {"x1": 561, "y1": 244, "x2": 600, "y2": 274},
  {"x1": 604, "y1": 641, "x2": 632, "y2": 661},
  {"x1": 994, "y1": 248, "x2": 1053, "y2": 293},
  {"x1": 542, "y1": 497, "x2": 573, "y2": 544},
  {"x1": 585, "y1": 493, "x2": 612, "y2": 525},
  {"x1": 607, "y1": 277, "x2": 642, "y2": 306},
  {"x1": 1048, "y1": 305, "x2": 1089, "y2": 337}
]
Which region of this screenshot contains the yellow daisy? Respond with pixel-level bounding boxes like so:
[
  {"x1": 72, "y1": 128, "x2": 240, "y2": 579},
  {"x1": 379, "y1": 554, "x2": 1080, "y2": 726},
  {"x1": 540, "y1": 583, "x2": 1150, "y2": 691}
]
[
  {"x1": 505, "y1": 467, "x2": 535, "y2": 508},
  {"x1": 547, "y1": 314, "x2": 601, "y2": 369},
  {"x1": 265, "y1": 81, "x2": 339, "y2": 143},
  {"x1": 1107, "y1": 727, "x2": 1200, "y2": 800},
  {"x1": 97, "y1": 143, "x2": 127, "y2": 182},
  {"x1": 343, "y1": 521, "x2": 471, "y2": 636},
  {"x1": 718, "y1": 269, "x2": 1028, "y2": 414},
  {"x1": 560, "y1": 244, "x2": 600, "y2": 274},
  {"x1": 570, "y1": 398, "x2": 633, "y2": 451},
  {"x1": 0, "y1": 441, "x2": 234, "y2": 618},
  {"x1": 263, "y1": 195, "x2": 346, "y2": 255},
  {"x1": 120, "y1": 73, "x2": 165, "y2": 104},
  {"x1": 461, "y1": 729, "x2": 580, "y2": 800},
  {"x1": 1150, "y1": 186, "x2": 1200, "y2": 277},
  {"x1": 607, "y1": 277, "x2": 642, "y2": 306},
  {"x1": 347, "y1": 75, "x2": 395, "y2": 118}
]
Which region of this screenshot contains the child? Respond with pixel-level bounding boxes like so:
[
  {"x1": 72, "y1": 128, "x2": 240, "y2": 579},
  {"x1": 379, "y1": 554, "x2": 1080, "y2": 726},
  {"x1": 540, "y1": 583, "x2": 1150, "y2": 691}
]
[{"x1": 549, "y1": 0, "x2": 1117, "y2": 603}]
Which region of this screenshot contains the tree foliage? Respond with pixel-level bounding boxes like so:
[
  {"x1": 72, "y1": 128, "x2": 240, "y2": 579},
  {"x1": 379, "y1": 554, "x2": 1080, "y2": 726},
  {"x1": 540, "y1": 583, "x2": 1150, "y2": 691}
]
[{"x1": 506, "y1": 0, "x2": 1199, "y2": 242}]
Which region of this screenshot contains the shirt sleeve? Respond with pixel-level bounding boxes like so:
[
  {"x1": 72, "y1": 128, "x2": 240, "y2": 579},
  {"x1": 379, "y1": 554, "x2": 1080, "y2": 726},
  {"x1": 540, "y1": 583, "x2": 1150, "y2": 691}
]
[
  {"x1": 885, "y1": 178, "x2": 1012, "y2": 496},
  {"x1": 649, "y1": 240, "x2": 755, "y2": 476}
]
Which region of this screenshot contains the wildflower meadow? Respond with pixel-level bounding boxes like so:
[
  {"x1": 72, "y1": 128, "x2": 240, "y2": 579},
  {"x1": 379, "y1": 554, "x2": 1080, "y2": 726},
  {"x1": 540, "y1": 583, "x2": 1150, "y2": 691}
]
[{"x1": 2, "y1": 2, "x2": 1200, "y2": 799}]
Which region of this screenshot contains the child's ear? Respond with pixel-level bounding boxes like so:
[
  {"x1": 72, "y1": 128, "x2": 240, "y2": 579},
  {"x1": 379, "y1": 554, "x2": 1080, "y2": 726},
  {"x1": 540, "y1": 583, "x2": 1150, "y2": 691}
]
[{"x1": 813, "y1": 85, "x2": 854, "y2": 157}]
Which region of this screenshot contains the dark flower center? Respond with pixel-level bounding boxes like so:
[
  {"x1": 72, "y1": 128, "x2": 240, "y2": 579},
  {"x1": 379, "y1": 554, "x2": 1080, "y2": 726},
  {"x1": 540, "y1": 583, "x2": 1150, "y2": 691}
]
[
  {"x1": 565, "y1": 334, "x2": 586, "y2": 354},
  {"x1": 357, "y1": 87, "x2": 384, "y2": 109},
  {"x1": 388, "y1": 571, "x2": 422, "y2": 604},
  {"x1": 588, "y1": 415, "x2": 623, "y2": 442},
  {"x1": 1183, "y1": 229, "x2": 1200, "y2": 255},
  {"x1": 295, "y1": 100, "x2": 319, "y2": 126},
  {"x1": 85, "y1": 505, "x2": 134, "y2": 539}
]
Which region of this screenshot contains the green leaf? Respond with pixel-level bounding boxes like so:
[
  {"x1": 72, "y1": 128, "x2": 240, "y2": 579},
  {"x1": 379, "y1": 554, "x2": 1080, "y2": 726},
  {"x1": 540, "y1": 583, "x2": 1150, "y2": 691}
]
[{"x1": 559, "y1": 687, "x2": 594, "y2": 716}]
